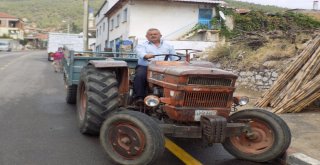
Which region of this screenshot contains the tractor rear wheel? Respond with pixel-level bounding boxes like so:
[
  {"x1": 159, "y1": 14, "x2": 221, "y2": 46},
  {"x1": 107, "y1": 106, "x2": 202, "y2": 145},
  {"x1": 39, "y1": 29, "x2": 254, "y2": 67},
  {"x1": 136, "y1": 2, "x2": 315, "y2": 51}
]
[
  {"x1": 222, "y1": 109, "x2": 291, "y2": 162},
  {"x1": 100, "y1": 110, "x2": 165, "y2": 165},
  {"x1": 76, "y1": 66, "x2": 119, "y2": 135}
]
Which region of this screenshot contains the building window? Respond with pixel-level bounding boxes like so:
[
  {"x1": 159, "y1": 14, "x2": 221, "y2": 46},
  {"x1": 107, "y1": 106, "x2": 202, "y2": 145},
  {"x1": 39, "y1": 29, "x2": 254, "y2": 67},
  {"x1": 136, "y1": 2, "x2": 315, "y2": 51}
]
[
  {"x1": 111, "y1": 19, "x2": 114, "y2": 30},
  {"x1": 103, "y1": 22, "x2": 105, "y2": 31},
  {"x1": 123, "y1": 8, "x2": 128, "y2": 22},
  {"x1": 116, "y1": 14, "x2": 120, "y2": 27},
  {"x1": 100, "y1": 26, "x2": 102, "y2": 35},
  {"x1": 198, "y1": 8, "x2": 213, "y2": 29},
  {"x1": 97, "y1": 29, "x2": 99, "y2": 37},
  {"x1": 9, "y1": 21, "x2": 16, "y2": 27}
]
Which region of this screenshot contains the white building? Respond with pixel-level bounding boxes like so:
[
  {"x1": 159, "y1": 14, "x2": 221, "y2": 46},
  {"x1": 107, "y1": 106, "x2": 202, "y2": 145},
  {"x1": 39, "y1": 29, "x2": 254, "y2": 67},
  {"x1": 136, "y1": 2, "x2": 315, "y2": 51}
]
[
  {"x1": 95, "y1": 0, "x2": 225, "y2": 52},
  {"x1": 0, "y1": 12, "x2": 24, "y2": 40}
]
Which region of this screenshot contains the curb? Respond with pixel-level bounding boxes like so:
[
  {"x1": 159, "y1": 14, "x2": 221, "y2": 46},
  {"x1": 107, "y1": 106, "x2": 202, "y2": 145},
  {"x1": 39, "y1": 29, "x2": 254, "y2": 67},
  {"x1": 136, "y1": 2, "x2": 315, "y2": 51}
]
[{"x1": 287, "y1": 153, "x2": 320, "y2": 165}]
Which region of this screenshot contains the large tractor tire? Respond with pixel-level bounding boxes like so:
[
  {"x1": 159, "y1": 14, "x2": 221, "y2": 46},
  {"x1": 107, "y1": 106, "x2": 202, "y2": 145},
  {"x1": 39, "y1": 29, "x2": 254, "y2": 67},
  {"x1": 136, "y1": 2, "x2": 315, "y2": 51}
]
[
  {"x1": 76, "y1": 66, "x2": 119, "y2": 135},
  {"x1": 100, "y1": 110, "x2": 165, "y2": 165},
  {"x1": 222, "y1": 109, "x2": 291, "y2": 162}
]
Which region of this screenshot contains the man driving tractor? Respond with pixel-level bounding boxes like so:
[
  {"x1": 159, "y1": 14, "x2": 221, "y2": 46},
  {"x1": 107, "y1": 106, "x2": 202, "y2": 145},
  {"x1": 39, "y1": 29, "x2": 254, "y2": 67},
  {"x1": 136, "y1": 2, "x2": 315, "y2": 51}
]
[{"x1": 134, "y1": 28, "x2": 176, "y2": 103}]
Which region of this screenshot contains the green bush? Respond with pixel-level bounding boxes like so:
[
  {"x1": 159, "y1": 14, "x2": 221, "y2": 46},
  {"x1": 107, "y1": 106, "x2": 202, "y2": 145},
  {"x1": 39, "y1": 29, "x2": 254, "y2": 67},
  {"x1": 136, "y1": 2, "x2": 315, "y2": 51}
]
[{"x1": 217, "y1": 10, "x2": 320, "y2": 39}]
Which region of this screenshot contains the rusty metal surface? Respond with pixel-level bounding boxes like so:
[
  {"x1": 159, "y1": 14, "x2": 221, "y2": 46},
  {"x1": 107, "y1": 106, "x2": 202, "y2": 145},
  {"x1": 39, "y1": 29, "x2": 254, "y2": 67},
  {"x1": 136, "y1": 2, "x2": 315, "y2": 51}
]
[
  {"x1": 149, "y1": 78, "x2": 236, "y2": 92},
  {"x1": 109, "y1": 122, "x2": 146, "y2": 159},
  {"x1": 89, "y1": 60, "x2": 128, "y2": 68},
  {"x1": 229, "y1": 119, "x2": 274, "y2": 155},
  {"x1": 188, "y1": 77, "x2": 233, "y2": 86},
  {"x1": 160, "y1": 122, "x2": 246, "y2": 139},
  {"x1": 201, "y1": 115, "x2": 227, "y2": 144},
  {"x1": 160, "y1": 124, "x2": 202, "y2": 138},
  {"x1": 78, "y1": 82, "x2": 87, "y2": 121},
  {"x1": 117, "y1": 68, "x2": 130, "y2": 106},
  {"x1": 183, "y1": 92, "x2": 231, "y2": 108},
  {"x1": 147, "y1": 61, "x2": 237, "y2": 122},
  {"x1": 163, "y1": 105, "x2": 230, "y2": 122},
  {"x1": 149, "y1": 61, "x2": 238, "y2": 78}
]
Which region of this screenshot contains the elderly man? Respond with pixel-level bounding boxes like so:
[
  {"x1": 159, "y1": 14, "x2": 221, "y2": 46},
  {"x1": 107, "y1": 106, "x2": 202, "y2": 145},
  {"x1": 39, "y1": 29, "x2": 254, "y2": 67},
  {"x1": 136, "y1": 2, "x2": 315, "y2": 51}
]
[{"x1": 134, "y1": 28, "x2": 176, "y2": 102}]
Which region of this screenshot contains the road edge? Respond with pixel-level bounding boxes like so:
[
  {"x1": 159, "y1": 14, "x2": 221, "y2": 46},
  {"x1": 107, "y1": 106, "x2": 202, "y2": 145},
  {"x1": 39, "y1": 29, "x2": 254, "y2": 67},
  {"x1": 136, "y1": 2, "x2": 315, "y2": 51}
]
[{"x1": 278, "y1": 151, "x2": 320, "y2": 165}]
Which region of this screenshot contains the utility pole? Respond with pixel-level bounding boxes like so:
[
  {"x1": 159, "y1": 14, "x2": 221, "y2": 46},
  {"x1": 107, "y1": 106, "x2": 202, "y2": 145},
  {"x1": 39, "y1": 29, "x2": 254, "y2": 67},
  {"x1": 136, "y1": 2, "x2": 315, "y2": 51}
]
[
  {"x1": 67, "y1": 23, "x2": 70, "y2": 34},
  {"x1": 83, "y1": 0, "x2": 89, "y2": 51}
]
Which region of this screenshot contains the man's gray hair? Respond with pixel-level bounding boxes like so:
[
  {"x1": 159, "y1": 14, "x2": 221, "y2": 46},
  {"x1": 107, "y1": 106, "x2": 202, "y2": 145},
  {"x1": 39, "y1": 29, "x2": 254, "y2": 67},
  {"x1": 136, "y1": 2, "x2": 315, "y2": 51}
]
[{"x1": 146, "y1": 28, "x2": 161, "y2": 34}]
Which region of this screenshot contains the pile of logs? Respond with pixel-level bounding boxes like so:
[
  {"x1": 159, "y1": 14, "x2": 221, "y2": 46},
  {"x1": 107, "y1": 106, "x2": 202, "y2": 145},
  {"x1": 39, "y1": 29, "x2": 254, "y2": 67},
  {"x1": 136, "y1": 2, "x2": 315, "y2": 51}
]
[{"x1": 256, "y1": 35, "x2": 320, "y2": 113}]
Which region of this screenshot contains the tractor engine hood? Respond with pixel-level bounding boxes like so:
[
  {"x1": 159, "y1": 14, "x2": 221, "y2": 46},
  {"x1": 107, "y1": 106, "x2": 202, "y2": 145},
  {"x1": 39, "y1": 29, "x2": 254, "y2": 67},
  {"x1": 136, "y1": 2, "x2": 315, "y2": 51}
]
[{"x1": 148, "y1": 61, "x2": 238, "y2": 78}]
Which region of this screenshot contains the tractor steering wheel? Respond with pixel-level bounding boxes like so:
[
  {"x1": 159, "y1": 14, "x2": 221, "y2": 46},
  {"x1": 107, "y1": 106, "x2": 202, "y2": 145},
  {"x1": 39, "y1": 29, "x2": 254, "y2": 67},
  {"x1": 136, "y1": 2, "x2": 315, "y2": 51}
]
[{"x1": 149, "y1": 54, "x2": 182, "y2": 61}]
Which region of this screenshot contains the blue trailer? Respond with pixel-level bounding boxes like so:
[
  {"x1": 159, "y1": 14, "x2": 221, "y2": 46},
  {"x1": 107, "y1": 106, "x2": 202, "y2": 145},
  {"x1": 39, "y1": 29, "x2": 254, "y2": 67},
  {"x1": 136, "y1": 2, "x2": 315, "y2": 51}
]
[{"x1": 62, "y1": 50, "x2": 138, "y2": 104}]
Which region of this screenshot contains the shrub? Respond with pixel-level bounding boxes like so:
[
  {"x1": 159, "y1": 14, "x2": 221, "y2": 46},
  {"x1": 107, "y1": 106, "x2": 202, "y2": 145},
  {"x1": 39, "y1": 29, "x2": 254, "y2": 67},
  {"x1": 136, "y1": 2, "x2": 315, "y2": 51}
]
[{"x1": 207, "y1": 44, "x2": 231, "y2": 62}]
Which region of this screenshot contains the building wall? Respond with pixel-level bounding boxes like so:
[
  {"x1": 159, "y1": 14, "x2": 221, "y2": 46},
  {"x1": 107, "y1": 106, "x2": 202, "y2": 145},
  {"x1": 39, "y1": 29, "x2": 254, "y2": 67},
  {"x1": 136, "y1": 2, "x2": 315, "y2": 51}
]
[
  {"x1": 95, "y1": 1, "x2": 110, "y2": 51},
  {"x1": 100, "y1": 0, "x2": 219, "y2": 51},
  {"x1": 108, "y1": 4, "x2": 131, "y2": 45},
  {"x1": 108, "y1": 0, "x2": 120, "y2": 10},
  {"x1": 0, "y1": 18, "x2": 8, "y2": 27},
  {"x1": 0, "y1": 18, "x2": 24, "y2": 39},
  {"x1": 129, "y1": 1, "x2": 217, "y2": 40},
  {"x1": 0, "y1": 28, "x2": 24, "y2": 39}
]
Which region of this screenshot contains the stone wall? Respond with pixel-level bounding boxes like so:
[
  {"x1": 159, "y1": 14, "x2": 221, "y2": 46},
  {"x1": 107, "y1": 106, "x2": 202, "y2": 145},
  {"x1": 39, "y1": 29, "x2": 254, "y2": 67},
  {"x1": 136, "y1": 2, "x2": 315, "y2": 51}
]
[{"x1": 213, "y1": 63, "x2": 280, "y2": 92}]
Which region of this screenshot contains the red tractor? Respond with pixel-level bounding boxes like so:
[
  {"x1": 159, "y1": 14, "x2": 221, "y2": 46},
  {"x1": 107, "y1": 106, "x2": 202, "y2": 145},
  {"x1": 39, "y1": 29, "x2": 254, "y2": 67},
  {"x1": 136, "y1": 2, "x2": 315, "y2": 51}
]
[{"x1": 71, "y1": 50, "x2": 291, "y2": 165}]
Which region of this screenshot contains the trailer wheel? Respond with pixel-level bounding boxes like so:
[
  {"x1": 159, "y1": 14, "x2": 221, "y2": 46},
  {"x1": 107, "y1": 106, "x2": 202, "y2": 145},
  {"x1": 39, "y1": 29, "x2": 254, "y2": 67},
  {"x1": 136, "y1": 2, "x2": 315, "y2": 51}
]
[
  {"x1": 77, "y1": 66, "x2": 119, "y2": 135},
  {"x1": 66, "y1": 85, "x2": 77, "y2": 104},
  {"x1": 100, "y1": 110, "x2": 165, "y2": 165},
  {"x1": 222, "y1": 109, "x2": 291, "y2": 162}
]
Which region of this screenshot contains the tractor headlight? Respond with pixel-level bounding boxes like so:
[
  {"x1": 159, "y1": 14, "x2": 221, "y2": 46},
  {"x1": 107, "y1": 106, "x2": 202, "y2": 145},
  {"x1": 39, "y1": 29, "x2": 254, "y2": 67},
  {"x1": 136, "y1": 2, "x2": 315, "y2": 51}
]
[
  {"x1": 239, "y1": 96, "x2": 249, "y2": 106},
  {"x1": 144, "y1": 95, "x2": 160, "y2": 107}
]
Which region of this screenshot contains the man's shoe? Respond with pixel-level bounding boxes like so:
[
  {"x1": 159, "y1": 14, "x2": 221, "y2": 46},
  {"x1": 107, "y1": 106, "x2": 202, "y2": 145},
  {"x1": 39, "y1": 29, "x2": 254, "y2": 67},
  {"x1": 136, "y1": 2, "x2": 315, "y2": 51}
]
[{"x1": 134, "y1": 97, "x2": 144, "y2": 106}]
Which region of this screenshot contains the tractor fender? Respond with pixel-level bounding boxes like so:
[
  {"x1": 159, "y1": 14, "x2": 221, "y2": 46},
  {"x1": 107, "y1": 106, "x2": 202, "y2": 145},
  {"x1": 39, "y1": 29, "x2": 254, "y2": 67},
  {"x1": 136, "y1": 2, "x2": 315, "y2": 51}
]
[{"x1": 88, "y1": 59, "x2": 128, "y2": 68}]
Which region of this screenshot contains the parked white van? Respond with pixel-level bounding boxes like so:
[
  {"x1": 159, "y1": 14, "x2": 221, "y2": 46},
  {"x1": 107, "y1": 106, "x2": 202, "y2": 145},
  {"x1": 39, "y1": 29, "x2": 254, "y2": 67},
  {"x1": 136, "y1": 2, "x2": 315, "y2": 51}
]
[{"x1": 0, "y1": 40, "x2": 12, "y2": 52}]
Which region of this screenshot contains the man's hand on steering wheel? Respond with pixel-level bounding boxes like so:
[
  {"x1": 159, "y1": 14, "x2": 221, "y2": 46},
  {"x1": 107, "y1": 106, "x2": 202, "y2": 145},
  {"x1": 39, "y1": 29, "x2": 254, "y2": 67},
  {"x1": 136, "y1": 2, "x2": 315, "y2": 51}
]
[
  {"x1": 143, "y1": 54, "x2": 155, "y2": 60},
  {"x1": 144, "y1": 54, "x2": 181, "y2": 61}
]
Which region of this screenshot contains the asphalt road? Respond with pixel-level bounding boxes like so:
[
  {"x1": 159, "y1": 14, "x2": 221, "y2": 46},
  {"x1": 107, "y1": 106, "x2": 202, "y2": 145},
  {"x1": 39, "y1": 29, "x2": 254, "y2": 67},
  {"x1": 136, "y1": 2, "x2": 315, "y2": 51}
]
[{"x1": 0, "y1": 51, "x2": 277, "y2": 165}]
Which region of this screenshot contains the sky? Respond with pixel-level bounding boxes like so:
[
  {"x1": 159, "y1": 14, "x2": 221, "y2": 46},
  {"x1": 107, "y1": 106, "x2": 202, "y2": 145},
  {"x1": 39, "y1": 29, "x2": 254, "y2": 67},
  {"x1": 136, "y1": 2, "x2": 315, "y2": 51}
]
[{"x1": 234, "y1": 0, "x2": 318, "y2": 10}]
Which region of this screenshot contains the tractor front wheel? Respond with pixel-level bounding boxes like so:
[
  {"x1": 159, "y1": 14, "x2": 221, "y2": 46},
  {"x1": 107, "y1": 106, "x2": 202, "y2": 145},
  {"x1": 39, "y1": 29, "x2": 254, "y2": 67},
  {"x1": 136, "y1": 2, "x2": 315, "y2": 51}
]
[
  {"x1": 100, "y1": 110, "x2": 165, "y2": 165},
  {"x1": 222, "y1": 109, "x2": 291, "y2": 162}
]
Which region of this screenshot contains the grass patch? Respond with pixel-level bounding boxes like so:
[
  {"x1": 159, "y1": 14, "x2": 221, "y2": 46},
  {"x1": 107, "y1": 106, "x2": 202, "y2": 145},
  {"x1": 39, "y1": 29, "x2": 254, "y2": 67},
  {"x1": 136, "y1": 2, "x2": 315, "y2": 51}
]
[{"x1": 206, "y1": 33, "x2": 313, "y2": 70}]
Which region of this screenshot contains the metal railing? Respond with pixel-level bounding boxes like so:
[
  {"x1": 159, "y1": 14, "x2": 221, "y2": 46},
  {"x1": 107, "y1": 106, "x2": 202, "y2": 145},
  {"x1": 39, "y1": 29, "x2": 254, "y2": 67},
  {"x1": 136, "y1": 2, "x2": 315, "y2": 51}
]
[{"x1": 198, "y1": 20, "x2": 221, "y2": 30}]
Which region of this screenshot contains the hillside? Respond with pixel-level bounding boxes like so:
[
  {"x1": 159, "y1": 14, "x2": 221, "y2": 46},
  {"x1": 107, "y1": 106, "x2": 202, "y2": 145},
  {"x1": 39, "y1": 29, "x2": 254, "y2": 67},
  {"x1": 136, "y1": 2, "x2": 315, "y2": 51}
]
[
  {"x1": 224, "y1": 0, "x2": 287, "y2": 13},
  {"x1": 0, "y1": 0, "x2": 105, "y2": 32}
]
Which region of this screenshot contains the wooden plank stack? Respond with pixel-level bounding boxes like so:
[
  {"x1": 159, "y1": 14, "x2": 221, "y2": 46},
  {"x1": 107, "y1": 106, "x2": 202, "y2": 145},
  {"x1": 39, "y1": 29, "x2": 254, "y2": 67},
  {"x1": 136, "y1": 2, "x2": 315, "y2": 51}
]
[{"x1": 255, "y1": 35, "x2": 320, "y2": 113}]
